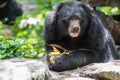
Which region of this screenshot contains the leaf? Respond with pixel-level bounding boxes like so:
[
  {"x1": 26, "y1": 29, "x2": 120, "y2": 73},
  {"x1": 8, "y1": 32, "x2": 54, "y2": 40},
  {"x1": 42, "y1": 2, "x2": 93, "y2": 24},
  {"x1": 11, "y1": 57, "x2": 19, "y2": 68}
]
[{"x1": 111, "y1": 7, "x2": 118, "y2": 14}]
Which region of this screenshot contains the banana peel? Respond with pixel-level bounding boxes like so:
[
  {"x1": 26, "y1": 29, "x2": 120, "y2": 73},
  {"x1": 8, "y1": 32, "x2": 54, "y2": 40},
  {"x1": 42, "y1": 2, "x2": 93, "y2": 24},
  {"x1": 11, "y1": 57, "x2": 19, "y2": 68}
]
[
  {"x1": 49, "y1": 47, "x2": 70, "y2": 64},
  {"x1": 77, "y1": 67, "x2": 80, "y2": 70}
]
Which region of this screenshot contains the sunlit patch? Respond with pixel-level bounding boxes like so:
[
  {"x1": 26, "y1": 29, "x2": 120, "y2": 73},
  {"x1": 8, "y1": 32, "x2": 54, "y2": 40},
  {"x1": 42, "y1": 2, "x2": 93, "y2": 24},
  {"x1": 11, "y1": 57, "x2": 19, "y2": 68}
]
[{"x1": 19, "y1": 17, "x2": 41, "y2": 29}]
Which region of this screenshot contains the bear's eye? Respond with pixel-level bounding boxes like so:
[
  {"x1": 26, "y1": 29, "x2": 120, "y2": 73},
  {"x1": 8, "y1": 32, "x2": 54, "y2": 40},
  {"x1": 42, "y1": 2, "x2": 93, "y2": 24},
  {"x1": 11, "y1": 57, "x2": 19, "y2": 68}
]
[
  {"x1": 79, "y1": 18, "x2": 83, "y2": 23},
  {"x1": 62, "y1": 18, "x2": 69, "y2": 24}
]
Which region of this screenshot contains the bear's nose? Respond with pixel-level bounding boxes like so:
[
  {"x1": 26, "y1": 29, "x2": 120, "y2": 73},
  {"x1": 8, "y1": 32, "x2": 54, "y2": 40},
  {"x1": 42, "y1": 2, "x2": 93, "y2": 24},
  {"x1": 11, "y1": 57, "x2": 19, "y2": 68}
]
[{"x1": 72, "y1": 27, "x2": 80, "y2": 33}]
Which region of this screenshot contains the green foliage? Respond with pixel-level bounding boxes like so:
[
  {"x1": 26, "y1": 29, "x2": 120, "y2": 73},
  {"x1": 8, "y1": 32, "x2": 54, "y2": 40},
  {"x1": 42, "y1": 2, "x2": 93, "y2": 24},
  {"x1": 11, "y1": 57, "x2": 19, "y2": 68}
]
[
  {"x1": 0, "y1": 4, "x2": 46, "y2": 59},
  {"x1": 0, "y1": 13, "x2": 45, "y2": 59},
  {"x1": 0, "y1": 37, "x2": 23, "y2": 59},
  {"x1": 96, "y1": 7, "x2": 120, "y2": 15},
  {"x1": 36, "y1": 0, "x2": 74, "y2": 17},
  {"x1": 37, "y1": 0, "x2": 74, "y2": 9},
  {"x1": 0, "y1": 11, "x2": 46, "y2": 59},
  {"x1": 10, "y1": 14, "x2": 45, "y2": 59},
  {"x1": 0, "y1": 36, "x2": 45, "y2": 59}
]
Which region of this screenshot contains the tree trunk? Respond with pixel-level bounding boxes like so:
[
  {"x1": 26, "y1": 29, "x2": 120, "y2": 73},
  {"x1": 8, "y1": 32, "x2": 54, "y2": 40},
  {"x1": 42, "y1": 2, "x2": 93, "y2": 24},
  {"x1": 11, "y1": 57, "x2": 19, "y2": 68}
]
[{"x1": 80, "y1": 0, "x2": 120, "y2": 7}]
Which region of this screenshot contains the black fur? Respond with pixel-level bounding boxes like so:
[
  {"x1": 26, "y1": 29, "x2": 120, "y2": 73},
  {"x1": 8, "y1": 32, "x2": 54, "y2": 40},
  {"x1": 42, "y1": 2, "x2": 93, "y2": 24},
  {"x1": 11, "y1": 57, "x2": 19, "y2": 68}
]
[
  {"x1": 43, "y1": 1, "x2": 119, "y2": 72},
  {"x1": 0, "y1": 0, "x2": 23, "y2": 24}
]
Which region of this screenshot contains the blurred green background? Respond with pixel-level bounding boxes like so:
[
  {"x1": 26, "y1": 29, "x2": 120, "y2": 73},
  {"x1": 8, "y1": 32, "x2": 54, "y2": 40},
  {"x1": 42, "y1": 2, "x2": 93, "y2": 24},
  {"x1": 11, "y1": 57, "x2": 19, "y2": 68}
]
[{"x1": 0, "y1": 0, "x2": 120, "y2": 59}]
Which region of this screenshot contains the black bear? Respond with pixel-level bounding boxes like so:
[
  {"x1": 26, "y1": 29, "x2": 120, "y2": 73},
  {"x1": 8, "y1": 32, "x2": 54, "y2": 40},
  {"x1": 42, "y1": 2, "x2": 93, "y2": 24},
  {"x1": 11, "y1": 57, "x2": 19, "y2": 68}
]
[
  {"x1": 43, "y1": 1, "x2": 119, "y2": 72},
  {"x1": 0, "y1": 0, "x2": 23, "y2": 24}
]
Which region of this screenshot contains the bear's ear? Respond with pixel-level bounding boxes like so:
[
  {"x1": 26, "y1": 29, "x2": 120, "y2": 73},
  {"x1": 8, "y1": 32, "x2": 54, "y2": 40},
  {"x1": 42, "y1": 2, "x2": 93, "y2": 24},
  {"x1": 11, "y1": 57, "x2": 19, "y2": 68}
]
[
  {"x1": 80, "y1": 2, "x2": 94, "y2": 16},
  {"x1": 53, "y1": 2, "x2": 64, "y2": 13},
  {"x1": 44, "y1": 3, "x2": 64, "y2": 32}
]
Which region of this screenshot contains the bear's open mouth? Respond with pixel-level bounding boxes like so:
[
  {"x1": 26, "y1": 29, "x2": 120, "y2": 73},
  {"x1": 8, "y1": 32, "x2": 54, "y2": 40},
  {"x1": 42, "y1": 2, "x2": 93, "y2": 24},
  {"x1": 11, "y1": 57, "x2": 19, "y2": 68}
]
[{"x1": 69, "y1": 28, "x2": 80, "y2": 37}]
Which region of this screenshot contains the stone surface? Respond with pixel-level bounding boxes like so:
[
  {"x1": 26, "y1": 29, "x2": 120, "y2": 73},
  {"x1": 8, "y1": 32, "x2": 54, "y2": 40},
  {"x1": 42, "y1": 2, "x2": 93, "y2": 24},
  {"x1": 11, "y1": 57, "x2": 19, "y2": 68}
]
[
  {"x1": 0, "y1": 59, "x2": 52, "y2": 80},
  {"x1": 0, "y1": 59, "x2": 120, "y2": 80},
  {"x1": 79, "y1": 60, "x2": 120, "y2": 80}
]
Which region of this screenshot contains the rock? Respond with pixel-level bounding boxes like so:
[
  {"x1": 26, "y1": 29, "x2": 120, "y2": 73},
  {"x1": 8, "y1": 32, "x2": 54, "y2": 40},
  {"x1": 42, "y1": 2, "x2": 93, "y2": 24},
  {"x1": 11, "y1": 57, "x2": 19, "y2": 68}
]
[
  {"x1": 20, "y1": 2, "x2": 39, "y2": 14},
  {"x1": 0, "y1": 59, "x2": 120, "y2": 80},
  {"x1": 0, "y1": 58, "x2": 52, "y2": 80},
  {"x1": 50, "y1": 60, "x2": 120, "y2": 80},
  {"x1": 79, "y1": 60, "x2": 120, "y2": 80},
  {"x1": 49, "y1": 70, "x2": 95, "y2": 80},
  {"x1": 2, "y1": 29, "x2": 13, "y2": 36}
]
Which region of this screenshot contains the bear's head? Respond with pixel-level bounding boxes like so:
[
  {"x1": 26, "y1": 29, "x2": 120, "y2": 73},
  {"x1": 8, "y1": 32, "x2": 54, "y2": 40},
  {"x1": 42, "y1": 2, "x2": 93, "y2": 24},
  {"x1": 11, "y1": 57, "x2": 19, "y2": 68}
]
[{"x1": 53, "y1": 1, "x2": 93, "y2": 38}]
